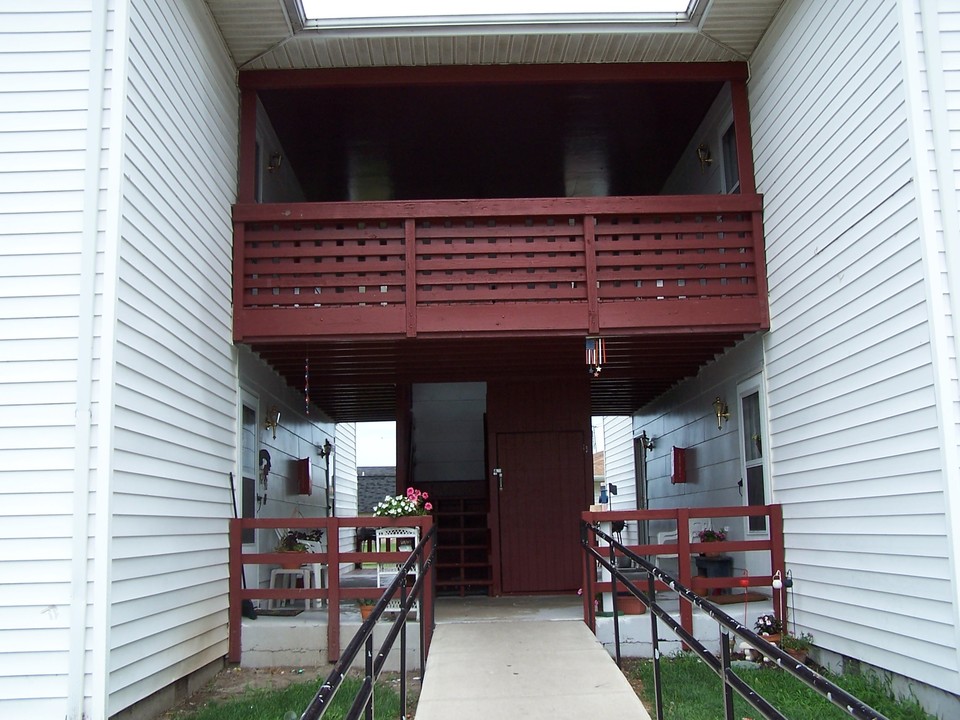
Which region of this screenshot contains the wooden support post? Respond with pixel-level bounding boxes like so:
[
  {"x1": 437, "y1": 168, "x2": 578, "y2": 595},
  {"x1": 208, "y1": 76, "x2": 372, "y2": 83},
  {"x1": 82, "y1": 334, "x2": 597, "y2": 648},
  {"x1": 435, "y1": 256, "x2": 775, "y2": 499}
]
[
  {"x1": 677, "y1": 508, "x2": 694, "y2": 642},
  {"x1": 326, "y1": 519, "x2": 341, "y2": 662},
  {"x1": 228, "y1": 519, "x2": 243, "y2": 663}
]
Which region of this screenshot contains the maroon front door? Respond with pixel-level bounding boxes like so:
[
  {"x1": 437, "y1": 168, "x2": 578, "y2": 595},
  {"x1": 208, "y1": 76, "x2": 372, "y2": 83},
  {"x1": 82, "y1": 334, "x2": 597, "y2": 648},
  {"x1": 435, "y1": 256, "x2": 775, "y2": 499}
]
[{"x1": 496, "y1": 431, "x2": 588, "y2": 593}]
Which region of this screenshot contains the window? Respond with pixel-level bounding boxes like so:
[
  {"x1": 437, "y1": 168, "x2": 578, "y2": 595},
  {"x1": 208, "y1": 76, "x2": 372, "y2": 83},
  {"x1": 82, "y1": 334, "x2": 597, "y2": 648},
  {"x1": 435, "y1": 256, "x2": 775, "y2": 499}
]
[{"x1": 738, "y1": 377, "x2": 767, "y2": 533}]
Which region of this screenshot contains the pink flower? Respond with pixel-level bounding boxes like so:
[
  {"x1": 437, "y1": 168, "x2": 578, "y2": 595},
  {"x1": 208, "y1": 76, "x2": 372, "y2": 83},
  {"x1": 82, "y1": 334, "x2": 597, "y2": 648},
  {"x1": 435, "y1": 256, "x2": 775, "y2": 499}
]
[
  {"x1": 421, "y1": 492, "x2": 429, "y2": 499},
  {"x1": 424, "y1": 502, "x2": 433, "y2": 511}
]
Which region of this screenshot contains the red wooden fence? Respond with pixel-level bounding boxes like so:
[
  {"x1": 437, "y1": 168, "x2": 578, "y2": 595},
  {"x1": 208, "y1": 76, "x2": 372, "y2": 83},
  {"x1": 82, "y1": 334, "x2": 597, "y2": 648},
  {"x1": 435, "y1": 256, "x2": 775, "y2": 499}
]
[
  {"x1": 228, "y1": 516, "x2": 434, "y2": 664},
  {"x1": 580, "y1": 504, "x2": 785, "y2": 641}
]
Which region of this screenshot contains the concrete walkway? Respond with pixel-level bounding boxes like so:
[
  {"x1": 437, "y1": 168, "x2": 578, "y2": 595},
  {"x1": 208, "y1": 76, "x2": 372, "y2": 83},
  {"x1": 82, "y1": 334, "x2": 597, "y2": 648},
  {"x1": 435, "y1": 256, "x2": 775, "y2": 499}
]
[{"x1": 414, "y1": 620, "x2": 652, "y2": 719}]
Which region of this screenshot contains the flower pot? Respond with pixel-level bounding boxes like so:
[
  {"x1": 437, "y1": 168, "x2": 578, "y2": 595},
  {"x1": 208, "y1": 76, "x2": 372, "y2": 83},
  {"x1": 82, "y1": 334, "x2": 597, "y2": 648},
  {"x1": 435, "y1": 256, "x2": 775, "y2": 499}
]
[
  {"x1": 617, "y1": 594, "x2": 647, "y2": 615},
  {"x1": 785, "y1": 648, "x2": 807, "y2": 664},
  {"x1": 761, "y1": 633, "x2": 781, "y2": 645},
  {"x1": 359, "y1": 604, "x2": 375, "y2": 620}
]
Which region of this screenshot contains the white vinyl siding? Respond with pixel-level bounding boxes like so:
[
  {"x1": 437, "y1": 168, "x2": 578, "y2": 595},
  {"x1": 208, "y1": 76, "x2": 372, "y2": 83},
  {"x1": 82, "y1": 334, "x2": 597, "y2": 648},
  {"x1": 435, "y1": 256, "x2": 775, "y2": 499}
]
[
  {"x1": 604, "y1": 416, "x2": 636, "y2": 511},
  {"x1": 604, "y1": 416, "x2": 638, "y2": 544},
  {"x1": 335, "y1": 423, "x2": 360, "y2": 572},
  {"x1": 104, "y1": 0, "x2": 238, "y2": 714},
  {"x1": 751, "y1": 0, "x2": 958, "y2": 694},
  {"x1": 0, "y1": 5, "x2": 97, "y2": 717}
]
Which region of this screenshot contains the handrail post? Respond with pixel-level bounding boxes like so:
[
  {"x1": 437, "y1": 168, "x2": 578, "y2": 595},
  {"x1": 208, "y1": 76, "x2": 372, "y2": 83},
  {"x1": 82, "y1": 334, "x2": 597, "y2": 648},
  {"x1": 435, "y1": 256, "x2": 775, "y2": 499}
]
[
  {"x1": 648, "y1": 569, "x2": 664, "y2": 720},
  {"x1": 399, "y1": 574, "x2": 408, "y2": 719},
  {"x1": 720, "y1": 631, "x2": 734, "y2": 720},
  {"x1": 364, "y1": 633, "x2": 375, "y2": 720},
  {"x1": 769, "y1": 504, "x2": 787, "y2": 630}
]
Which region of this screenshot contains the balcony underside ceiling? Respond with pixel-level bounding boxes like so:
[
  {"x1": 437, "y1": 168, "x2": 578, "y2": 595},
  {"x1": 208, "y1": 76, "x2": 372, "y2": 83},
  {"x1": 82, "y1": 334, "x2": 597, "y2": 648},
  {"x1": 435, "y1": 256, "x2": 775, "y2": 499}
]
[
  {"x1": 248, "y1": 331, "x2": 753, "y2": 422},
  {"x1": 204, "y1": 1, "x2": 783, "y2": 70}
]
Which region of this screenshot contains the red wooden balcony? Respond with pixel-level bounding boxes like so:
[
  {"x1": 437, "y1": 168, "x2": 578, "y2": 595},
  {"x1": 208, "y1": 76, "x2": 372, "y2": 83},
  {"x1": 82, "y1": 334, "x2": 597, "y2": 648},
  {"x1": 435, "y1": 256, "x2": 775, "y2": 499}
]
[{"x1": 232, "y1": 194, "x2": 768, "y2": 343}]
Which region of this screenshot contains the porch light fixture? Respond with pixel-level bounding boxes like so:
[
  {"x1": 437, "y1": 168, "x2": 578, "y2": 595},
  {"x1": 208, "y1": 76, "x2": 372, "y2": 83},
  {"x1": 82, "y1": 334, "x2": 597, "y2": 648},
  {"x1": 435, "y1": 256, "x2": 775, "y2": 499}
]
[
  {"x1": 318, "y1": 438, "x2": 334, "y2": 459},
  {"x1": 640, "y1": 430, "x2": 655, "y2": 451},
  {"x1": 267, "y1": 152, "x2": 282, "y2": 173},
  {"x1": 712, "y1": 396, "x2": 729, "y2": 429},
  {"x1": 265, "y1": 406, "x2": 281, "y2": 439},
  {"x1": 696, "y1": 143, "x2": 713, "y2": 172}
]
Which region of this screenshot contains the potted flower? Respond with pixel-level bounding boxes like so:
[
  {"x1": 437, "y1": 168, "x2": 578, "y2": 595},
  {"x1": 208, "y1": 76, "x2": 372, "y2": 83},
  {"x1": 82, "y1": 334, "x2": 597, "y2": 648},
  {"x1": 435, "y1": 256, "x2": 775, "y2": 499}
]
[
  {"x1": 275, "y1": 531, "x2": 308, "y2": 569},
  {"x1": 373, "y1": 487, "x2": 433, "y2": 551},
  {"x1": 373, "y1": 487, "x2": 433, "y2": 518},
  {"x1": 780, "y1": 632, "x2": 813, "y2": 663},
  {"x1": 754, "y1": 613, "x2": 783, "y2": 644},
  {"x1": 697, "y1": 528, "x2": 727, "y2": 557},
  {"x1": 358, "y1": 597, "x2": 376, "y2": 621}
]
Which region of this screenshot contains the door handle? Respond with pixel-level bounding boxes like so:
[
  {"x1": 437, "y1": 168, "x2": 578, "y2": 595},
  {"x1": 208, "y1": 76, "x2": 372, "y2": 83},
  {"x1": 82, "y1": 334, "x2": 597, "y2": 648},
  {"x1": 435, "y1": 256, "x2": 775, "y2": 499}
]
[{"x1": 493, "y1": 467, "x2": 503, "y2": 491}]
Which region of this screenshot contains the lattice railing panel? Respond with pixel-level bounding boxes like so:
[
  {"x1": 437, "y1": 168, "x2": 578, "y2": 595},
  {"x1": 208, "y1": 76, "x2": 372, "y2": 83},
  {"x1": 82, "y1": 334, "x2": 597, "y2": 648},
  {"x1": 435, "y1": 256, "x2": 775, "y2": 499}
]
[
  {"x1": 594, "y1": 211, "x2": 756, "y2": 300},
  {"x1": 241, "y1": 219, "x2": 407, "y2": 308}
]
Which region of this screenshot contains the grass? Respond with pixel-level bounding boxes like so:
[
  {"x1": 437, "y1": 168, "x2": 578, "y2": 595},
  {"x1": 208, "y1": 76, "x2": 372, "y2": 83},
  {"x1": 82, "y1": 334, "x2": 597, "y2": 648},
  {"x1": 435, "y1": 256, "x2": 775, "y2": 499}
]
[
  {"x1": 166, "y1": 675, "x2": 403, "y2": 720},
  {"x1": 623, "y1": 654, "x2": 935, "y2": 720}
]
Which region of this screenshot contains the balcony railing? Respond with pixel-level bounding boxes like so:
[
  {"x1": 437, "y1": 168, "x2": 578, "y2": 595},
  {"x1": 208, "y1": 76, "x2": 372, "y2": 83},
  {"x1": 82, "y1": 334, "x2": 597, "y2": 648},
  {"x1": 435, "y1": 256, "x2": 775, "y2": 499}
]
[{"x1": 233, "y1": 194, "x2": 767, "y2": 341}]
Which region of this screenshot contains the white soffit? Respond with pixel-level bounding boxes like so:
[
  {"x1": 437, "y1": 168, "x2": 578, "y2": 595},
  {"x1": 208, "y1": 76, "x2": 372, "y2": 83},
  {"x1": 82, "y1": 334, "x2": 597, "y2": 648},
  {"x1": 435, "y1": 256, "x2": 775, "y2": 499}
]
[{"x1": 203, "y1": 0, "x2": 783, "y2": 69}]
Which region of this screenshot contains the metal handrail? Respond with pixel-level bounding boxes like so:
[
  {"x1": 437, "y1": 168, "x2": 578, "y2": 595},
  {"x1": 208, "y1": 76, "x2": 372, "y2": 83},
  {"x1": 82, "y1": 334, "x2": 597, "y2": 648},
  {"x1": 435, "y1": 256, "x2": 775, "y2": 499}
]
[
  {"x1": 581, "y1": 522, "x2": 890, "y2": 720},
  {"x1": 300, "y1": 524, "x2": 437, "y2": 720}
]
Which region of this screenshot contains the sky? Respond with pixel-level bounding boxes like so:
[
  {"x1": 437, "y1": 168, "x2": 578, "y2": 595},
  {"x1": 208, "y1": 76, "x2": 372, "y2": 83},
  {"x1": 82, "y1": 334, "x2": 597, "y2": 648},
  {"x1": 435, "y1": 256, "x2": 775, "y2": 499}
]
[
  {"x1": 356, "y1": 422, "x2": 397, "y2": 466},
  {"x1": 303, "y1": 1, "x2": 689, "y2": 19}
]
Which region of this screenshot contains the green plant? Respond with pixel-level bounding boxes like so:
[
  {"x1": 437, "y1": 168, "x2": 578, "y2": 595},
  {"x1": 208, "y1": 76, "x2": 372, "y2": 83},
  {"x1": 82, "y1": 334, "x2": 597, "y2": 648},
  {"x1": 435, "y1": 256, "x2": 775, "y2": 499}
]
[
  {"x1": 781, "y1": 632, "x2": 813, "y2": 651},
  {"x1": 275, "y1": 532, "x2": 308, "y2": 552},
  {"x1": 754, "y1": 613, "x2": 783, "y2": 635},
  {"x1": 358, "y1": 597, "x2": 376, "y2": 606}
]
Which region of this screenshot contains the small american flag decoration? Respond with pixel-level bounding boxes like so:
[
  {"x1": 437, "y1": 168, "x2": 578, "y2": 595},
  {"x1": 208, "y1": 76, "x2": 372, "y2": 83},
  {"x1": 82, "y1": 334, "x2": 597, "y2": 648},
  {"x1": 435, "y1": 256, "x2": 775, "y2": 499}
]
[{"x1": 585, "y1": 337, "x2": 606, "y2": 377}]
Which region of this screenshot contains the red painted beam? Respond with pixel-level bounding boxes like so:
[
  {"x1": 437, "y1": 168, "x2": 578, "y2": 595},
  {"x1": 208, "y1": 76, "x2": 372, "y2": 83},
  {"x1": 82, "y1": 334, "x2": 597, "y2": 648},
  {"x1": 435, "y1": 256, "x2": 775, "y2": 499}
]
[{"x1": 239, "y1": 62, "x2": 750, "y2": 91}]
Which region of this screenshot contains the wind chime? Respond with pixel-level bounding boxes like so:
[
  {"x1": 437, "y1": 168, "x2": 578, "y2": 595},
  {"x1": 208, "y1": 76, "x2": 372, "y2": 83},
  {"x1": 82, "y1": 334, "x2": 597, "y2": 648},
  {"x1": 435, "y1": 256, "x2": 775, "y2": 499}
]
[
  {"x1": 585, "y1": 337, "x2": 606, "y2": 377},
  {"x1": 304, "y1": 356, "x2": 310, "y2": 416}
]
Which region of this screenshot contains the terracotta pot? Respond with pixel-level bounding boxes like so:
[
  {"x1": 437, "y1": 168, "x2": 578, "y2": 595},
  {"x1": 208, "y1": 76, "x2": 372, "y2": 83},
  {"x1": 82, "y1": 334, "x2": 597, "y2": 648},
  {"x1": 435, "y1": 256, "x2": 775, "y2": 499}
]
[
  {"x1": 786, "y1": 648, "x2": 808, "y2": 663},
  {"x1": 617, "y1": 594, "x2": 648, "y2": 615},
  {"x1": 761, "y1": 633, "x2": 781, "y2": 645},
  {"x1": 359, "y1": 603, "x2": 375, "y2": 620}
]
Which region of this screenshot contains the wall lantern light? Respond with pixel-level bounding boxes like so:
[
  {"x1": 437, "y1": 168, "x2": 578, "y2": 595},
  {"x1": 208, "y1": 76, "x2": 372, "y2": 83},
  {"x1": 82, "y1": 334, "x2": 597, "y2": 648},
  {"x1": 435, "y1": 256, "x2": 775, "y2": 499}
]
[
  {"x1": 317, "y1": 438, "x2": 334, "y2": 459},
  {"x1": 697, "y1": 143, "x2": 713, "y2": 172},
  {"x1": 712, "y1": 396, "x2": 730, "y2": 429},
  {"x1": 264, "y1": 406, "x2": 281, "y2": 439}
]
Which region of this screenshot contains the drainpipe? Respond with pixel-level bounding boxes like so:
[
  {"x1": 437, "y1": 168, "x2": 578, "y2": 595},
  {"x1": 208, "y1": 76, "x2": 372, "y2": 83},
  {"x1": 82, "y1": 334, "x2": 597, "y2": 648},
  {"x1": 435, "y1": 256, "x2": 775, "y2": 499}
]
[
  {"x1": 898, "y1": 0, "x2": 960, "y2": 670},
  {"x1": 66, "y1": 2, "x2": 109, "y2": 717}
]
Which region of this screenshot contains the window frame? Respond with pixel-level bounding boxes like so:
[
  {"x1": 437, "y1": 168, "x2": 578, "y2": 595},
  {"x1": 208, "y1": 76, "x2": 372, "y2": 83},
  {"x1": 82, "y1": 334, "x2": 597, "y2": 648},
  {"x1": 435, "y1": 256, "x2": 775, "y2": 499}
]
[{"x1": 737, "y1": 373, "x2": 770, "y2": 536}]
